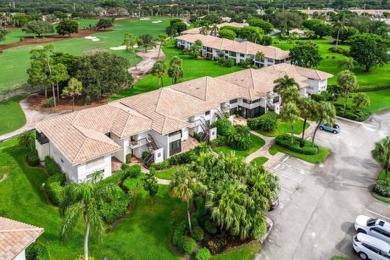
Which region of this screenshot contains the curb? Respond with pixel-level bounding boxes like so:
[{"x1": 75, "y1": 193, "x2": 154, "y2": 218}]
[{"x1": 336, "y1": 116, "x2": 364, "y2": 125}]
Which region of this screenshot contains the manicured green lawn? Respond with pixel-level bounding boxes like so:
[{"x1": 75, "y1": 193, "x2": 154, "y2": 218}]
[
  {"x1": 213, "y1": 134, "x2": 265, "y2": 158},
  {"x1": 257, "y1": 119, "x2": 310, "y2": 137},
  {"x1": 211, "y1": 243, "x2": 260, "y2": 260},
  {"x1": 269, "y1": 144, "x2": 330, "y2": 163},
  {"x1": 0, "y1": 138, "x2": 186, "y2": 259},
  {"x1": 111, "y1": 42, "x2": 244, "y2": 100},
  {"x1": 155, "y1": 167, "x2": 177, "y2": 180},
  {"x1": 0, "y1": 95, "x2": 26, "y2": 135},
  {"x1": 272, "y1": 37, "x2": 390, "y2": 89},
  {"x1": 250, "y1": 157, "x2": 269, "y2": 166},
  {"x1": 0, "y1": 18, "x2": 171, "y2": 96}
]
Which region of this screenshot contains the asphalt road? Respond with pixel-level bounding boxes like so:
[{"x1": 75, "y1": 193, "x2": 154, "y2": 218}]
[{"x1": 257, "y1": 110, "x2": 390, "y2": 260}]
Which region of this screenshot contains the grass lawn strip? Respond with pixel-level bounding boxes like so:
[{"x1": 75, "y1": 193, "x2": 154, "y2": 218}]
[
  {"x1": 0, "y1": 138, "x2": 186, "y2": 259},
  {"x1": 211, "y1": 242, "x2": 260, "y2": 260},
  {"x1": 270, "y1": 144, "x2": 330, "y2": 164},
  {"x1": 0, "y1": 95, "x2": 27, "y2": 135},
  {"x1": 155, "y1": 167, "x2": 177, "y2": 180},
  {"x1": 213, "y1": 134, "x2": 266, "y2": 158},
  {"x1": 250, "y1": 157, "x2": 269, "y2": 166},
  {"x1": 258, "y1": 119, "x2": 309, "y2": 137}
]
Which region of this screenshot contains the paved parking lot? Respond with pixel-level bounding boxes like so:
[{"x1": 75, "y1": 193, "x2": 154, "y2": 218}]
[{"x1": 257, "y1": 111, "x2": 390, "y2": 260}]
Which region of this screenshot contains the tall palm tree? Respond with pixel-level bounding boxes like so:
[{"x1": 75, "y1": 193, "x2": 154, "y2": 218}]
[
  {"x1": 273, "y1": 76, "x2": 300, "y2": 105},
  {"x1": 298, "y1": 98, "x2": 316, "y2": 147},
  {"x1": 152, "y1": 61, "x2": 166, "y2": 87},
  {"x1": 352, "y1": 93, "x2": 370, "y2": 112},
  {"x1": 170, "y1": 167, "x2": 196, "y2": 235},
  {"x1": 372, "y1": 137, "x2": 390, "y2": 184},
  {"x1": 210, "y1": 24, "x2": 219, "y2": 36},
  {"x1": 334, "y1": 13, "x2": 346, "y2": 49},
  {"x1": 281, "y1": 86, "x2": 300, "y2": 105},
  {"x1": 200, "y1": 25, "x2": 210, "y2": 35},
  {"x1": 123, "y1": 33, "x2": 139, "y2": 70},
  {"x1": 280, "y1": 102, "x2": 301, "y2": 144},
  {"x1": 337, "y1": 70, "x2": 358, "y2": 112},
  {"x1": 155, "y1": 33, "x2": 168, "y2": 59},
  {"x1": 255, "y1": 51, "x2": 265, "y2": 67},
  {"x1": 311, "y1": 101, "x2": 336, "y2": 146},
  {"x1": 168, "y1": 64, "x2": 183, "y2": 84},
  {"x1": 60, "y1": 173, "x2": 116, "y2": 260}
]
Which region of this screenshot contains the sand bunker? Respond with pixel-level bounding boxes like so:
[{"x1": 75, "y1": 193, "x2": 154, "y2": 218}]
[
  {"x1": 140, "y1": 17, "x2": 151, "y2": 20},
  {"x1": 152, "y1": 20, "x2": 162, "y2": 24},
  {"x1": 85, "y1": 36, "x2": 100, "y2": 42},
  {"x1": 110, "y1": 46, "x2": 127, "y2": 50}
]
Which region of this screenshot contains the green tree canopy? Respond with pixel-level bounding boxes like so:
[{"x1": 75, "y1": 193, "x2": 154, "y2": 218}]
[
  {"x1": 272, "y1": 11, "x2": 303, "y2": 33},
  {"x1": 0, "y1": 26, "x2": 8, "y2": 41},
  {"x1": 248, "y1": 18, "x2": 274, "y2": 34},
  {"x1": 138, "y1": 33, "x2": 154, "y2": 53},
  {"x1": 337, "y1": 70, "x2": 358, "y2": 112},
  {"x1": 151, "y1": 61, "x2": 166, "y2": 87},
  {"x1": 22, "y1": 20, "x2": 54, "y2": 37},
  {"x1": 56, "y1": 19, "x2": 78, "y2": 36},
  {"x1": 349, "y1": 33, "x2": 390, "y2": 72},
  {"x1": 372, "y1": 137, "x2": 390, "y2": 183},
  {"x1": 96, "y1": 18, "x2": 113, "y2": 30},
  {"x1": 289, "y1": 42, "x2": 322, "y2": 68}
]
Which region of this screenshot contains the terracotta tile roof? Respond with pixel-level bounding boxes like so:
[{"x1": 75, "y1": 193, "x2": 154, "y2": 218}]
[
  {"x1": 181, "y1": 22, "x2": 248, "y2": 34},
  {"x1": 176, "y1": 34, "x2": 289, "y2": 60},
  {"x1": 217, "y1": 68, "x2": 308, "y2": 100},
  {"x1": 263, "y1": 63, "x2": 333, "y2": 80},
  {"x1": 0, "y1": 217, "x2": 44, "y2": 260}
]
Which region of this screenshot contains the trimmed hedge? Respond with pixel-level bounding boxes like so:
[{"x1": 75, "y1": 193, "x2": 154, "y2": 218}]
[
  {"x1": 204, "y1": 220, "x2": 217, "y2": 235},
  {"x1": 151, "y1": 160, "x2": 169, "y2": 170},
  {"x1": 26, "y1": 242, "x2": 50, "y2": 260},
  {"x1": 247, "y1": 112, "x2": 278, "y2": 132},
  {"x1": 351, "y1": 85, "x2": 390, "y2": 93},
  {"x1": 168, "y1": 150, "x2": 193, "y2": 166},
  {"x1": 100, "y1": 186, "x2": 131, "y2": 223},
  {"x1": 373, "y1": 180, "x2": 390, "y2": 198},
  {"x1": 172, "y1": 221, "x2": 188, "y2": 246},
  {"x1": 26, "y1": 151, "x2": 40, "y2": 167},
  {"x1": 46, "y1": 181, "x2": 64, "y2": 206},
  {"x1": 195, "y1": 247, "x2": 211, "y2": 260},
  {"x1": 334, "y1": 104, "x2": 371, "y2": 122},
  {"x1": 44, "y1": 156, "x2": 62, "y2": 176},
  {"x1": 192, "y1": 226, "x2": 204, "y2": 242},
  {"x1": 275, "y1": 134, "x2": 319, "y2": 155}
]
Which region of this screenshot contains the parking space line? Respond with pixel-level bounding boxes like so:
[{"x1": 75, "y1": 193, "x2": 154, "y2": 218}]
[
  {"x1": 275, "y1": 172, "x2": 301, "y2": 183},
  {"x1": 365, "y1": 209, "x2": 390, "y2": 221},
  {"x1": 281, "y1": 187, "x2": 293, "y2": 193},
  {"x1": 282, "y1": 163, "x2": 309, "y2": 175}
]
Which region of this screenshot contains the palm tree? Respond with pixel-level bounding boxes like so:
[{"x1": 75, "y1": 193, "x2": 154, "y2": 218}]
[
  {"x1": 60, "y1": 173, "x2": 116, "y2": 260},
  {"x1": 168, "y1": 64, "x2": 183, "y2": 84},
  {"x1": 155, "y1": 33, "x2": 168, "y2": 59},
  {"x1": 51, "y1": 63, "x2": 69, "y2": 105},
  {"x1": 200, "y1": 25, "x2": 210, "y2": 35},
  {"x1": 170, "y1": 167, "x2": 196, "y2": 235},
  {"x1": 337, "y1": 70, "x2": 358, "y2": 112},
  {"x1": 191, "y1": 39, "x2": 203, "y2": 58},
  {"x1": 255, "y1": 51, "x2": 265, "y2": 67},
  {"x1": 280, "y1": 102, "x2": 301, "y2": 145},
  {"x1": 152, "y1": 61, "x2": 166, "y2": 87},
  {"x1": 273, "y1": 76, "x2": 300, "y2": 105},
  {"x1": 169, "y1": 56, "x2": 182, "y2": 67},
  {"x1": 334, "y1": 13, "x2": 346, "y2": 49},
  {"x1": 372, "y1": 137, "x2": 390, "y2": 184},
  {"x1": 311, "y1": 101, "x2": 336, "y2": 146},
  {"x1": 298, "y1": 98, "x2": 316, "y2": 147},
  {"x1": 281, "y1": 86, "x2": 300, "y2": 105},
  {"x1": 210, "y1": 24, "x2": 219, "y2": 36},
  {"x1": 352, "y1": 93, "x2": 370, "y2": 112},
  {"x1": 338, "y1": 57, "x2": 357, "y2": 71}
]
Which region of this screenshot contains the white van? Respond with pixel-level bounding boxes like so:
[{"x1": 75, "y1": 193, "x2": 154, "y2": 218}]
[{"x1": 353, "y1": 233, "x2": 390, "y2": 260}]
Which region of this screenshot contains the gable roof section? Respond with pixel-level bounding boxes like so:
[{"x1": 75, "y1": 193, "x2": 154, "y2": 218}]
[
  {"x1": 176, "y1": 34, "x2": 289, "y2": 60},
  {"x1": 0, "y1": 217, "x2": 44, "y2": 260},
  {"x1": 264, "y1": 63, "x2": 333, "y2": 80}
]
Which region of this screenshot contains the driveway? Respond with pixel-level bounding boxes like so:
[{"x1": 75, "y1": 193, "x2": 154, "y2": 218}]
[{"x1": 257, "y1": 110, "x2": 390, "y2": 260}]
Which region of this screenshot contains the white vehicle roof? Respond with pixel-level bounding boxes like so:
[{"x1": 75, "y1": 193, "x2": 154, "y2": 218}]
[
  {"x1": 356, "y1": 215, "x2": 390, "y2": 231},
  {"x1": 357, "y1": 233, "x2": 390, "y2": 253}
]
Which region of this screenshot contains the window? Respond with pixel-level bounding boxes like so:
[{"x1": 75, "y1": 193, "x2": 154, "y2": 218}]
[
  {"x1": 169, "y1": 140, "x2": 181, "y2": 156},
  {"x1": 169, "y1": 130, "x2": 181, "y2": 137},
  {"x1": 205, "y1": 111, "x2": 210, "y2": 115},
  {"x1": 362, "y1": 243, "x2": 380, "y2": 254},
  {"x1": 157, "y1": 152, "x2": 162, "y2": 158},
  {"x1": 240, "y1": 53, "x2": 245, "y2": 57},
  {"x1": 230, "y1": 99, "x2": 237, "y2": 104}
]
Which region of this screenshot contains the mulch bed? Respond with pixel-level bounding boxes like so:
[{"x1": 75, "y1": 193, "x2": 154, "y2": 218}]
[{"x1": 0, "y1": 29, "x2": 111, "y2": 51}]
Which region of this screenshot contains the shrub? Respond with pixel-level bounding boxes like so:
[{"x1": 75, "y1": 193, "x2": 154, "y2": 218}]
[
  {"x1": 142, "y1": 151, "x2": 149, "y2": 160},
  {"x1": 328, "y1": 46, "x2": 350, "y2": 55},
  {"x1": 374, "y1": 180, "x2": 390, "y2": 198},
  {"x1": 172, "y1": 221, "x2": 188, "y2": 246},
  {"x1": 213, "y1": 118, "x2": 233, "y2": 136},
  {"x1": 204, "y1": 220, "x2": 217, "y2": 234},
  {"x1": 192, "y1": 226, "x2": 204, "y2": 241},
  {"x1": 151, "y1": 160, "x2": 169, "y2": 170},
  {"x1": 207, "y1": 238, "x2": 227, "y2": 254},
  {"x1": 227, "y1": 125, "x2": 251, "y2": 151},
  {"x1": 209, "y1": 136, "x2": 226, "y2": 147},
  {"x1": 46, "y1": 180, "x2": 64, "y2": 206},
  {"x1": 216, "y1": 57, "x2": 235, "y2": 67},
  {"x1": 122, "y1": 164, "x2": 142, "y2": 179},
  {"x1": 26, "y1": 151, "x2": 40, "y2": 166},
  {"x1": 168, "y1": 150, "x2": 193, "y2": 165},
  {"x1": 193, "y1": 132, "x2": 202, "y2": 142},
  {"x1": 45, "y1": 97, "x2": 55, "y2": 107},
  {"x1": 100, "y1": 187, "x2": 131, "y2": 223},
  {"x1": 195, "y1": 247, "x2": 211, "y2": 260},
  {"x1": 193, "y1": 196, "x2": 206, "y2": 220},
  {"x1": 247, "y1": 112, "x2": 278, "y2": 132},
  {"x1": 126, "y1": 153, "x2": 132, "y2": 163},
  {"x1": 44, "y1": 156, "x2": 62, "y2": 176},
  {"x1": 180, "y1": 235, "x2": 197, "y2": 254},
  {"x1": 251, "y1": 219, "x2": 267, "y2": 239},
  {"x1": 26, "y1": 242, "x2": 50, "y2": 260},
  {"x1": 275, "y1": 134, "x2": 319, "y2": 155},
  {"x1": 123, "y1": 177, "x2": 140, "y2": 191}
]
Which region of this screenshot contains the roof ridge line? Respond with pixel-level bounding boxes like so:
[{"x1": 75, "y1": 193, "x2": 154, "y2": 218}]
[{"x1": 0, "y1": 227, "x2": 44, "y2": 233}]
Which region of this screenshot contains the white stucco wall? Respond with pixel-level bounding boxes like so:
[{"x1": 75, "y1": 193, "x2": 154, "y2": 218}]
[
  {"x1": 76, "y1": 155, "x2": 111, "y2": 182},
  {"x1": 49, "y1": 142, "x2": 73, "y2": 180},
  {"x1": 149, "y1": 130, "x2": 169, "y2": 159},
  {"x1": 13, "y1": 249, "x2": 26, "y2": 260},
  {"x1": 111, "y1": 133, "x2": 126, "y2": 163},
  {"x1": 35, "y1": 140, "x2": 50, "y2": 162}
]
